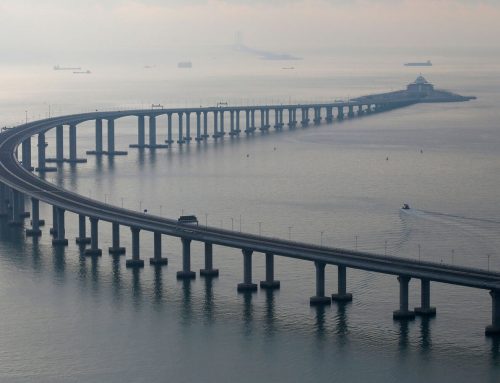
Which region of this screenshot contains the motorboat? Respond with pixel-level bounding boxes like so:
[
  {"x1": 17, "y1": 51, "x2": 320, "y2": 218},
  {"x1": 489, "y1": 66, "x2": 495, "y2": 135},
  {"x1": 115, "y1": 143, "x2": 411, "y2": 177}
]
[{"x1": 401, "y1": 203, "x2": 410, "y2": 210}]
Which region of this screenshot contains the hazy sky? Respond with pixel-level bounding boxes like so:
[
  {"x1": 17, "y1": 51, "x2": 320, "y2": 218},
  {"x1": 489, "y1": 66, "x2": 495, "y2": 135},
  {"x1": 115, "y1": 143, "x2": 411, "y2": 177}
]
[{"x1": 1, "y1": 0, "x2": 499, "y2": 63}]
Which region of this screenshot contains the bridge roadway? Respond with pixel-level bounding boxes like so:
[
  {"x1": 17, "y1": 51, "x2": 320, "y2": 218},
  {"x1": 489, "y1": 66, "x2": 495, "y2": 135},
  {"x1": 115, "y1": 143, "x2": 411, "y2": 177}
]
[{"x1": 1, "y1": 106, "x2": 500, "y2": 336}]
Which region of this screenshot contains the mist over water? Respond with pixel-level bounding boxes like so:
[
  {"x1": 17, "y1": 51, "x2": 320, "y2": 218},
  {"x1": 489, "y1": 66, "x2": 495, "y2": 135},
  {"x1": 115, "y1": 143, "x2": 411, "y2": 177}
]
[{"x1": 1, "y1": 51, "x2": 500, "y2": 382}]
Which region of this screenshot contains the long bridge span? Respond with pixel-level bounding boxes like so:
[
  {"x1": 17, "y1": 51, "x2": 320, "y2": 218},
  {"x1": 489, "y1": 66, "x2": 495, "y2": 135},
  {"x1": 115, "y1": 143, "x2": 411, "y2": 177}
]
[{"x1": 2, "y1": 97, "x2": 499, "y2": 336}]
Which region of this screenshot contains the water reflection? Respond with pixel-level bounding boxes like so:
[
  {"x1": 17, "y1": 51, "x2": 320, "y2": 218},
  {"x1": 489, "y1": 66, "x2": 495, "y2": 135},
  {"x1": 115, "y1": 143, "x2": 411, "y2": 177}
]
[
  {"x1": 152, "y1": 265, "x2": 163, "y2": 306},
  {"x1": 313, "y1": 306, "x2": 326, "y2": 342},
  {"x1": 110, "y1": 254, "x2": 123, "y2": 305},
  {"x1": 263, "y1": 289, "x2": 276, "y2": 337},
  {"x1": 180, "y1": 279, "x2": 193, "y2": 326},
  {"x1": 131, "y1": 267, "x2": 142, "y2": 309},
  {"x1": 241, "y1": 291, "x2": 254, "y2": 337},
  {"x1": 52, "y1": 246, "x2": 66, "y2": 279},
  {"x1": 334, "y1": 302, "x2": 350, "y2": 341},
  {"x1": 397, "y1": 320, "x2": 410, "y2": 351},
  {"x1": 419, "y1": 317, "x2": 433, "y2": 352},
  {"x1": 202, "y1": 276, "x2": 215, "y2": 324}
]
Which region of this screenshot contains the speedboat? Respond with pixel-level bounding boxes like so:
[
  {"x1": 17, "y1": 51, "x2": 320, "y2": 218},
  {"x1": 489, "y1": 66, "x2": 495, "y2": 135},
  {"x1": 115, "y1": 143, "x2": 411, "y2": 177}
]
[{"x1": 401, "y1": 203, "x2": 410, "y2": 210}]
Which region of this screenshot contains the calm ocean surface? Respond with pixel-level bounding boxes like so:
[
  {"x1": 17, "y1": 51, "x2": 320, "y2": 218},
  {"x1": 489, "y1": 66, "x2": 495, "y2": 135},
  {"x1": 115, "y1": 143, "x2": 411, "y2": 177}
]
[{"x1": 1, "y1": 53, "x2": 499, "y2": 382}]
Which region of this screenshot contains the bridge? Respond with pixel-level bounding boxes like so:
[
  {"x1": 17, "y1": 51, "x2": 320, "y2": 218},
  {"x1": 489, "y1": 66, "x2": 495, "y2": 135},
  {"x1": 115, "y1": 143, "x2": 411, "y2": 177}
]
[{"x1": 2, "y1": 94, "x2": 499, "y2": 337}]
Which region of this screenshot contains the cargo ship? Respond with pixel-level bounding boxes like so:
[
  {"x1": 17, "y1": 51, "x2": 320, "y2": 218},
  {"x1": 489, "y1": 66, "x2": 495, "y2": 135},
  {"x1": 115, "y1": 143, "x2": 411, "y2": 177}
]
[{"x1": 404, "y1": 60, "x2": 432, "y2": 67}]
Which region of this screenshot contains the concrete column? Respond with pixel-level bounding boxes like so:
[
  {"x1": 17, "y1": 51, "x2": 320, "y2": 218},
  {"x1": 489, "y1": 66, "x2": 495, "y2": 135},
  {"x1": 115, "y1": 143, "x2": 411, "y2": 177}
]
[
  {"x1": 235, "y1": 110, "x2": 240, "y2": 134},
  {"x1": 393, "y1": 276, "x2": 415, "y2": 319},
  {"x1": 301, "y1": 108, "x2": 309, "y2": 127},
  {"x1": 56, "y1": 125, "x2": 64, "y2": 162},
  {"x1": 200, "y1": 242, "x2": 219, "y2": 277},
  {"x1": 149, "y1": 231, "x2": 168, "y2": 265},
  {"x1": 8, "y1": 189, "x2": 22, "y2": 226},
  {"x1": 274, "y1": 109, "x2": 279, "y2": 129},
  {"x1": 22, "y1": 137, "x2": 32, "y2": 170},
  {"x1": 260, "y1": 109, "x2": 265, "y2": 130},
  {"x1": 245, "y1": 110, "x2": 250, "y2": 133},
  {"x1": 265, "y1": 109, "x2": 270, "y2": 128},
  {"x1": 337, "y1": 106, "x2": 344, "y2": 120},
  {"x1": 219, "y1": 110, "x2": 225, "y2": 136},
  {"x1": 18, "y1": 190, "x2": 26, "y2": 219},
  {"x1": 36, "y1": 132, "x2": 47, "y2": 171},
  {"x1": 237, "y1": 249, "x2": 257, "y2": 291},
  {"x1": 166, "y1": 113, "x2": 174, "y2": 144},
  {"x1": 313, "y1": 108, "x2": 321, "y2": 125},
  {"x1": 331, "y1": 265, "x2": 352, "y2": 302},
  {"x1": 126, "y1": 227, "x2": 144, "y2": 267},
  {"x1": 203, "y1": 111, "x2": 208, "y2": 139},
  {"x1": 50, "y1": 205, "x2": 57, "y2": 236},
  {"x1": 177, "y1": 238, "x2": 196, "y2": 279},
  {"x1": 251, "y1": 110, "x2": 255, "y2": 130},
  {"x1": 195, "y1": 112, "x2": 202, "y2": 141},
  {"x1": 75, "y1": 214, "x2": 91, "y2": 244},
  {"x1": 326, "y1": 107, "x2": 334, "y2": 123},
  {"x1": 0, "y1": 184, "x2": 7, "y2": 217},
  {"x1": 26, "y1": 198, "x2": 42, "y2": 236},
  {"x1": 68, "y1": 124, "x2": 77, "y2": 161},
  {"x1": 260, "y1": 252, "x2": 280, "y2": 289},
  {"x1": 287, "y1": 109, "x2": 293, "y2": 127},
  {"x1": 229, "y1": 110, "x2": 235, "y2": 136},
  {"x1": 310, "y1": 261, "x2": 331, "y2": 305},
  {"x1": 85, "y1": 217, "x2": 102, "y2": 256},
  {"x1": 348, "y1": 105, "x2": 354, "y2": 118},
  {"x1": 177, "y1": 113, "x2": 184, "y2": 144},
  {"x1": 149, "y1": 116, "x2": 157, "y2": 147},
  {"x1": 138, "y1": 115, "x2": 145, "y2": 147},
  {"x1": 107, "y1": 119, "x2": 115, "y2": 153},
  {"x1": 185, "y1": 112, "x2": 191, "y2": 141},
  {"x1": 109, "y1": 222, "x2": 126, "y2": 255},
  {"x1": 212, "y1": 110, "x2": 219, "y2": 138},
  {"x1": 52, "y1": 207, "x2": 68, "y2": 246},
  {"x1": 414, "y1": 279, "x2": 436, "y2": 316},
  {"x1": 486, "y1": 289, "x2": 500, "y2": 336},
  {"x1": 96, "y1": 118, "x2": 103, "y2": 152},
  {"x1": 279, "y1": 109, "x2": 283, "y2": 127}
]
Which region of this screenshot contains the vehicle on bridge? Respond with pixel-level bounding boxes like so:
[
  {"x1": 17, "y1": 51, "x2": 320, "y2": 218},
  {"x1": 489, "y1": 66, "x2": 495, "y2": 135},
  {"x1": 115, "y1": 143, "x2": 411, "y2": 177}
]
[{"x1": 178, "y1": 215, "x2": 199, "y2": 225}]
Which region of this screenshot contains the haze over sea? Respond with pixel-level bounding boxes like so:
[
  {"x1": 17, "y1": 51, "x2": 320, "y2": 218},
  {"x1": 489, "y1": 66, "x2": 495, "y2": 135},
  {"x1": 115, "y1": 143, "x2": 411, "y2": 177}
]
[{"x1": 1, "y1": 50, "x2": 500, "y2": 382}]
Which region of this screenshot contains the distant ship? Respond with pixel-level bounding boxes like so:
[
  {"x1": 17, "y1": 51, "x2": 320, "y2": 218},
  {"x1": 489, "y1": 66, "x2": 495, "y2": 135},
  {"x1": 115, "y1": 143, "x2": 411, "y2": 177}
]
[
  {"x1": 73, "y1": 70, "x2": 91, "y2": 74},
  {"x1": 54, "y1": 65, "x2": 82, "y2": 71},
  {"x1": 177, "y1": 61, "x2": 192, "y2": 68},
  {"x1": 404, "y1": 60, "x2": 432, "y2": 67},
  {"x1": 281, "y1": 67, "x2": 295, "y2": 70}
]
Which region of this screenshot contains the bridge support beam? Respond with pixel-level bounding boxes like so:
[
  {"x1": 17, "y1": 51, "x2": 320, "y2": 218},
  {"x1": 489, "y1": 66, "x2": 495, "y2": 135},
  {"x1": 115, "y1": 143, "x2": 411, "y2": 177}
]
[
  {"x1": 310, "y1": 261, "x2": 331, "y2": 305},
  {"x1": 84, "y1": 217, "x2": 102, "y2": 256},
  {"x1": 185, "y1": 112, "x2": 191, "y2": 142},
  {"x1": 149, "y1": 116, "x2": 156, "y2": 147},
  {"x1": 56, "y1": 125, "x2": 64, "y2": 162},
  {"x1": 260, "y1": 252, "x2": 280, "y2": 289},
  {"x1": 86, "y1": 119, "x2": 105, "y2": 155},
  {"x1": 200, "y1": 242, "x2": 219, "y2": 277},
  {"x1": 149, "y1": 231, "x2": 168, "y2": 265},
  {"x1": 109, "y1": 222, "x2": 126, "y2": 255},
  {"x1": 177, "y1": 113, "x2": 185, "y2": 144},
  {"x1": 50, "y1": 205, "x2": 57, "y2": 236},
  {"x1": 66, "y1": 124, "x2": 86, "y2": 163},
  {"x1": 219, "y1": 111, "x2": 225, "y2": 136},
  {"x1": 52, "y1": 207, "x2": 68, "y2": 246},
  {"x1": 36, "y1": 132, "x2": 55, "y2": 172},
  {"x1": 331, "y1": 265, "x2": 352, "y2": 302},
  {"x1": 235, "y1": 110, "x2": 241, "y2": 134},
  {"x1": 0, "y1": 184, "x2": 8, "y2": 217},
  {"x1": 126, "y1": 227, "x2": 144, "y2": 267},
  {"x1": 166, "y1": 113, "x2": 174, "y2": 145},
  {"x1": 229, "y1": 110, "x2": 236, "y2": 136},
  {"x1": 26, "y1": 198, "x2": 42, "y2": 236},
  {"x1": 22, "y1": 137, "x2": 32, "y2": 170},
  {"x1": 177, "y1": 238, "x2": 195, "y2": 279},
  {"x1": 104, "y1": 119, "x2": 127, "y2": 156},
  {"x1": 203, "y1": 112, "x2": 209, "y2": 139},
  {"x1": 485, "y1": 289, "x2": 500, "y2": 336},
  {"x1": 195, "y1": 112, "x2": 202, "y2": 141},
  {"x1": 129, "y1": 115, "x2": 145, "y2": 148},
  {"x1": 414, "y1": 278, "x2": 436, "y2": 316},
  {"x1": 393, "y1": 276, "x2": 415, "y2": 320},
  {"x1": 75, "y1": 214, "x2": 91, "y2": 244},
  {"x1": 237, "y1": 248, "x2": 257, "y2": 292},
  {"x1": 337, "y1": 107, "x2": 344, "y2": 120},
  {"x1": 8, "y1": 189, "x2": 23, "y2": 226}
]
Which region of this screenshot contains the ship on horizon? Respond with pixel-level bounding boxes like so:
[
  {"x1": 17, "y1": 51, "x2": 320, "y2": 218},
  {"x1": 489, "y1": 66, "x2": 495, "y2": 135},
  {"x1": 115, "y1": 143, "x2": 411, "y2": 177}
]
[
  {"x1": 54, "y1": 65, "x2": 82, "y2": 71},
  {"x1": 404, "y1": 60, "x2": 432, "y2": 67}
]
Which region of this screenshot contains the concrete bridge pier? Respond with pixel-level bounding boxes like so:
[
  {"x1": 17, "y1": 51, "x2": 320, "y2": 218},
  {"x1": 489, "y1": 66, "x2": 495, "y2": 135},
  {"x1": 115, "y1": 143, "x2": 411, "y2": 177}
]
[
  {"x1": 287, "y1": 109, "x2": 295, "y2": 128},
  {"x1": 260, "y1": 252, "x2": 280, "y2": 289},
  {"x1": 485, "y1": 289, "x2": 500, "y2": 336},
  {"x1": 21, "y1": 137, "x2": 32, "y2": 170},
  {"x1": 279, "y1": 109, "x2": 284, "y2": 128},
  {"x1": 393, "y1": 276, "x2": 416, "y2": 320},
  {"x1": 126, "y1": 227, "x2": 144, "y2": 267},
  {"x1": 185, "y1": 112, "x2": 192, "y2": 142},
  {"x1": 414, "y1": 279, "x2": 436, "y2": 316},
  {"x1": 313, "y1": 108, "x2": 321, "y2": 125},
  {"x1": 165, "y1": 113, "x2": 174, "y2": 145},
  {"x1": 75, "y1": 214, "x2": 91, "y2": 245},
  {"x1": 219, "y1": 110, "x2": 225, "y2": 136},
  {"x1": 203, "y1": 112, "x2": 209, "y2": 139},
  {"x1": 176, "y1": 238, "x2": 196, "y2": 279},
  {"x1": 250, "y1": 110, "x2": 256, "y2": 132},
  {"x1": 274, "y1": 108, "x2": 280, "y2": 129},
  {"x1": 52, "y1": 207, "x2": 68, "y2": 246},
  {"x1": 337, "y1": 107, "x2": 344, "y2": 120},
  {"x1": 66, "y1": 124, "x2": 87, "y2": 163},
  {"x1": 357, "y1": 106, "x2": 364, "y2": 116},
  {"x1": 244, "y1": 110, "x2": 251, "y2": 133},
  {"x1": 86, "y1": 119, "x2": 104, "y2": 155},
  {"x1": 8, "y1": 189, "x2": 23, "y2": 226},
  {"x1": 50, "y1": 205, "x2": 57, "y2": 236},
  {"x1": 104, "y1": 119, "x2": 127, "y2": 156},
  {"x1": 108, "y1": 222, "x2": 126, "y2": 255},
  {"x1": 259, "y1": 109, "x2": 266, "y2": 131},
  {"x1": 237, "y1": 249, "x2": 257, "y2": 292},
  {"x1": 301, "y1": 108, "x2": 309, "y2": 127},
  {"x1": 365, "y1": 104, "x2": 372, "y2": 114},
  {"x1": 84, "y1": 217, "x2": 102, "y2": 256},
  {"x1": 129, "y1": 116, "x2": 145, "y2": 148},
  {"x1": 229, "y1": 110, "x2": 236, "y2": 136},
  {"x1": 177, "y1": 113, "x2": 185, "y2": 144},
  {"x1": 149, "y1": 232, "x2": 168, "y2": 265},
  {"x1": 149, "y1": 116, "x2": 156, "y2": 147},
  {"x1": 200, "y1": 242, "x2": 219, "y2": 277},
  {"x1": 235, "y1": 110, "x2": 241, "y2": 134},
  {"x1": 348, "y1": 106, "x2": 355, "y2": 118},
  {"x1": 331, "y1": 265, "x2": 352, "y2": 302},
  {"x1": 195, "y1": 112, "x2": 202, "y2": 141},
  {"x1": 46, "y1": 125, "x2": 65, "y2": 163},
  {"x1": 26, "y1": 198, "x2": 42, "y2": 237},
  {"x1": 265, "y1": 109, "x2": 270, "y2": 129},
  {"x1": 212, "y1": 111, "x2": 219, "y2": 138},
  {"x1": 0, "y1": 184, "x2": 8, "y2": 217},
  {"x1": 326, "y1": 107, "x2": 334, "y2": 123},
  {"x1": 310, "y1": 261, "x2": 332, "y2": 305},
  {"x1": 35, "y1": 132, "x2": 55, "y2": 172}
]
